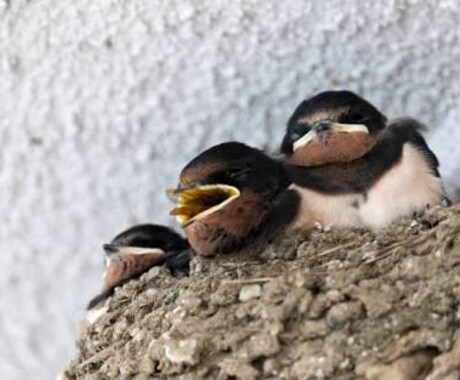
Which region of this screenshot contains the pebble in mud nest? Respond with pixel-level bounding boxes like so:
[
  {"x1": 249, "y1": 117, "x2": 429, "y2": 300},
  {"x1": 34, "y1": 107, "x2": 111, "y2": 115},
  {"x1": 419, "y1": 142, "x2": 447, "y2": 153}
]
[
  {"x1": 164, "y1": 339, "x2": 202, "y2": 366},
  {"x1": 239, "y1": 284, "x2": 262, "y2": 302}
]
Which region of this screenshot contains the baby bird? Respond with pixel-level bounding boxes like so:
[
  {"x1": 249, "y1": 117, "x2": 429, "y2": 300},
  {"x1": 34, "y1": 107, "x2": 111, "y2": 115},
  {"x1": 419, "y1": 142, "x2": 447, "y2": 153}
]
[
  {"x1": 87, "y1": 224, "x2": 190, "y2": 309},
  {"x1": 281, "y1": 90, "x2": 449, "y2": 229},
  {"x1": 168, "y1": 142, "x2": 300, "y2": 257}
]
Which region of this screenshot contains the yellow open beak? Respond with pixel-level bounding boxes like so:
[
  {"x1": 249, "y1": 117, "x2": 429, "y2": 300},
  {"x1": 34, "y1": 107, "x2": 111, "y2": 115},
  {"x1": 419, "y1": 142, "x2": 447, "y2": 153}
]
[
  {"x1": 167, "y1": 184, "x2": 241, "y2": 227},
  {"x1": 293, "y1": 123, "x2": 369, "y2": 151}
]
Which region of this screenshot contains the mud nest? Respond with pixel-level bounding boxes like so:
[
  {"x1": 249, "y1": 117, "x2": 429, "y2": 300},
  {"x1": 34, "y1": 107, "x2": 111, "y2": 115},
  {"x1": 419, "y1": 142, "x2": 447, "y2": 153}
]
[{"x1": 63, "y1": 205, "x2": 460, "y2": 380}]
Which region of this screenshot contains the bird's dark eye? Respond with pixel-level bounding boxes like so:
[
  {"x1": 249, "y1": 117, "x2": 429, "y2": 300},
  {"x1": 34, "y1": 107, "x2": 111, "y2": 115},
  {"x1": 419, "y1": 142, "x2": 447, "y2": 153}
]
[
  {"x1": 347, "y1": 112, "x2": 366, "y2": 123},
  {"x1": 291, "y1": 123, "x2": 309, "y2": 140}
]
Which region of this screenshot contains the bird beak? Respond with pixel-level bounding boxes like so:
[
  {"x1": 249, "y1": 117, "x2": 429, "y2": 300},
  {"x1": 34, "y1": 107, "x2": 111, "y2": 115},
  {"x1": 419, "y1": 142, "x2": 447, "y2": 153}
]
[
  {"x1": 293, "y1": 121, "x2": 369, "y2": 151},
  {"x1": 328, "y1": 123, "x2": 369, "y2": 134},
  {"x1": 103, "y1": 244, "x2": 165, "y2": 260},
  {"x1": 167, "y1": 184, "x2": 241, "y2": 227}
]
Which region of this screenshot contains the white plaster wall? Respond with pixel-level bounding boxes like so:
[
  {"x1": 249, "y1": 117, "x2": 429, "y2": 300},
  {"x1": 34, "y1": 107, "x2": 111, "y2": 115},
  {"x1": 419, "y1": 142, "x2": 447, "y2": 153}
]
[{"x1": 1, "y1": 0, "x2": 459, "y2": 378}]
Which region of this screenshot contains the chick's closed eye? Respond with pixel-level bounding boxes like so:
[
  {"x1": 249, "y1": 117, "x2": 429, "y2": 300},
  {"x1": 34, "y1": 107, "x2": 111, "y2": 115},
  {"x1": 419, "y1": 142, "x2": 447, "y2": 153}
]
[
  {"x1": 344, "y1": 112, "x2": 366, "y2": 123},
  {"x1": 226, "y1": 166, "x2": 251, "y2": 179}
]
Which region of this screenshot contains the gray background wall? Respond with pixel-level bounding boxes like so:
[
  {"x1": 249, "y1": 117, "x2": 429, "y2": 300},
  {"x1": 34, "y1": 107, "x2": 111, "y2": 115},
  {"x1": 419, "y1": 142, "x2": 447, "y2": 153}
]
[{"x1": 1, "y1": 0, "x2": 459, "y2": 378}]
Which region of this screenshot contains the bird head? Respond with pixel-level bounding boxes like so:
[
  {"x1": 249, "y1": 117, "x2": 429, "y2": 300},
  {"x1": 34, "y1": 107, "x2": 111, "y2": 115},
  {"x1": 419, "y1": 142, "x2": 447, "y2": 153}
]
[
  {"x1": 281, "y1": 90, "x2": 387, "y2": 166},
  {"x1": 168, "y1": 142, "x2": 289, "y2": 256}
]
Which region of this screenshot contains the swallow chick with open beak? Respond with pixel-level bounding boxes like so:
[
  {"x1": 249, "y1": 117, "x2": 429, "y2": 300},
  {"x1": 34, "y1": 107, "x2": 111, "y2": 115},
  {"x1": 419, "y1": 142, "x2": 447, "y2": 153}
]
[
  {"x1": 281, "y1": 90, "x2": 449, "y2": 229},
  {"x1": 168, "y1": 142, "x2": 301, "y2": 257},
  {"x1": 87, "y1": 224, "x2": 190, "y2": 309}
]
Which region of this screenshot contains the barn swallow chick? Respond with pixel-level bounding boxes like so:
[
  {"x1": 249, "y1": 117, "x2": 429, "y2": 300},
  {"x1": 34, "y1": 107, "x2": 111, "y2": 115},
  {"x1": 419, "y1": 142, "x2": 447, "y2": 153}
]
[
  {"x1": 281, "y1": 90, "x2": 387, "y2": 167},
  {"x1": 168, "y1": 142, "x2": 300, "y2": 257},
  {"x1": 87, "y1": 224, "x2": 190, "y2": 309},
  {"x1": 281, "y1": 90, "x2": 449, "y2": 229}
]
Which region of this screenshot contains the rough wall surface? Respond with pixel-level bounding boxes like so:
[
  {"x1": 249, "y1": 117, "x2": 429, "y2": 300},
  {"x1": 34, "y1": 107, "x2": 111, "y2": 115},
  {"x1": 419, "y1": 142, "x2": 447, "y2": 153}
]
[{"x1": 0, "y1": 0, "x2": 459, "y2": 378}]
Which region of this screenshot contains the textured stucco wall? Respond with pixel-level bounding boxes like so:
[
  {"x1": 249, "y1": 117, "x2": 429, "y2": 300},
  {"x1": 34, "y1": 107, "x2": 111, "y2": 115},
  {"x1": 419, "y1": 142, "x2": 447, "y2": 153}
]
[{"x1": 1, "y1": 0, "x2": 459, "y2": 378}]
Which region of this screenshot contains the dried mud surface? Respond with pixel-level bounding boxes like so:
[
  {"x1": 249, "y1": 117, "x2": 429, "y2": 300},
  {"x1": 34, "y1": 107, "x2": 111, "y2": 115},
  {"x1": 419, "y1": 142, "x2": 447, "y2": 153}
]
[{"x1": 63, "y1": 205, "x2": 460, "y2": 380}]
